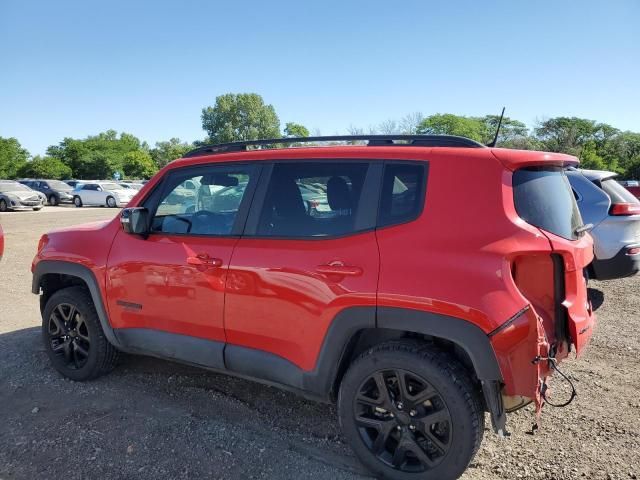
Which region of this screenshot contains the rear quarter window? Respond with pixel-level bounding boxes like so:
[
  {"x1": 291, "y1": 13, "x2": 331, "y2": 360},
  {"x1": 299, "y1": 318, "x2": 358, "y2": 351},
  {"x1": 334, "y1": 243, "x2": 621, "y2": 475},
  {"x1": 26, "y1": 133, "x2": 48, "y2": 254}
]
[
  {"x1": 378, "y1": 163, "x2": 427, "y2": 227},
  {"x1": 513, "y1": 167, "x2": 584, "y2": 240}
]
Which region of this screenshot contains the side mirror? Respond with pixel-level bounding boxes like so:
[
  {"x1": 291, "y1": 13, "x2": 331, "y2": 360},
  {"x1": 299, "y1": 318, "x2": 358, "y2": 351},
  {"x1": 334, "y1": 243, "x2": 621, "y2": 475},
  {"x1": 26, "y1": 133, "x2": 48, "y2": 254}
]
[{"x1": 121, "y1": 207, "x2": 149, "y2": 236}]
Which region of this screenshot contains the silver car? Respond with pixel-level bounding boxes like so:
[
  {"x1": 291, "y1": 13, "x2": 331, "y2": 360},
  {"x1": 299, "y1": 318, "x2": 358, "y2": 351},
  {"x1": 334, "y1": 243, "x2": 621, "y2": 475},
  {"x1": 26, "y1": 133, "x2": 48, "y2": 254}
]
[
  {"x1": 567, "y1": 168, "x2": 640, "y2": 279},
  {"x1": 0, "y1": 180, "x2": 45, "y2": 212}
]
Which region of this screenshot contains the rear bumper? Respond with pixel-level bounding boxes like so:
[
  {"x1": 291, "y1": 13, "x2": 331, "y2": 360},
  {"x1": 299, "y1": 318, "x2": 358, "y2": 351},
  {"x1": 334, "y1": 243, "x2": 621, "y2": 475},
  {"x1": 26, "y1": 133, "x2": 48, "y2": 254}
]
[{"x1": 591, "y1": 244, "x2": 640, "y2": 280}]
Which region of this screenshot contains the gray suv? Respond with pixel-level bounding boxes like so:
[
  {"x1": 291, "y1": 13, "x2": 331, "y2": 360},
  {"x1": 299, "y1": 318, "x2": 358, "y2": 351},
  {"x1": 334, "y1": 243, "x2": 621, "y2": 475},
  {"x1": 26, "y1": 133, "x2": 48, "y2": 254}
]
[{"x1": 567, "y1": 168, "x2": 640, "y2": 280}]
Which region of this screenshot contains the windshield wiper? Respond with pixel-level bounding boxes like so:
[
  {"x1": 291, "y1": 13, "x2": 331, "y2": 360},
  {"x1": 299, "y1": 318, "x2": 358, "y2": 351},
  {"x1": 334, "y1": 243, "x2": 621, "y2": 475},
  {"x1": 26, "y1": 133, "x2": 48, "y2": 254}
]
[{"x1": 574, "y1": 223, "x2": 594, "y2": 235}]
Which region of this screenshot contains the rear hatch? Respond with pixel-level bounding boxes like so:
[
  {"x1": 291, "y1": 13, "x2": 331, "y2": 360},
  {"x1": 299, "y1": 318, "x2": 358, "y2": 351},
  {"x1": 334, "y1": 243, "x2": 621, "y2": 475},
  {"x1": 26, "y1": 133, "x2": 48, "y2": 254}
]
[{"x1": 512, "y1": 166, "x2": 595, "y2": 355}]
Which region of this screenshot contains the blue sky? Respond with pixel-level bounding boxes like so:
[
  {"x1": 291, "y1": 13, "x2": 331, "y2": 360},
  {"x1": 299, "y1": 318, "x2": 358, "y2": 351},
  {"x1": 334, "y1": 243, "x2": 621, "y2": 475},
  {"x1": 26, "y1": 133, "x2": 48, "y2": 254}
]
[{"x1": 1, "y1": 0, "x2": 639, "y2": 155}]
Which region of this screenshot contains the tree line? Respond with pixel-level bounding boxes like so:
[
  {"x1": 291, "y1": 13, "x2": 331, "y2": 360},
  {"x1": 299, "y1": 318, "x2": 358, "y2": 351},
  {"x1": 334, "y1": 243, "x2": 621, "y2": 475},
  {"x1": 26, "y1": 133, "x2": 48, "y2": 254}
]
[{"x1": 1, "y1": 93, "x2": 639, "y2": 180}]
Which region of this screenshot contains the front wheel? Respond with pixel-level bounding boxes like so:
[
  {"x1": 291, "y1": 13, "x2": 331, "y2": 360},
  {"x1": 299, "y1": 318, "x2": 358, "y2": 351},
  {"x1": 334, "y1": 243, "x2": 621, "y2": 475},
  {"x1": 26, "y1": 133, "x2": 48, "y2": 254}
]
[
  {"x1": 48, "y1": 195, "x2": 59, "y2": 206},
  {"x1": 0, "y1": 199, "x2": 8, "y2": 212},
  {"x1": 106, "y1": 196, "x2": 117, "y2": 208},
  {"x1": 33, "y1": 207, "x2": 43, "y2": 211},
  {"x1": 73, "y1": 196, "x2": 83, "y2": 207},
  {"x1": 338, "y1": 342, "x2": 484, "y2": 480},
  {"x1": 42, "y1": 286, "x2": 119, "y2": 381}
]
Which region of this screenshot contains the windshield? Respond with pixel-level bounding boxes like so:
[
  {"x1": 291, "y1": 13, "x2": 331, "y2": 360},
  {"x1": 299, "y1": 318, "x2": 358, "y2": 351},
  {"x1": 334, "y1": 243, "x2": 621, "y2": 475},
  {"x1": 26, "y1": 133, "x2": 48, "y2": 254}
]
[
  {"x1": 0, "y1": 181, "x2": 33, "y2": 192},
  {"x1": 513, "y1": 167, "x2": 584, "y2": 240},
  {"x1": 47, "y1": 180, "x2": 73, "y2": 190}
]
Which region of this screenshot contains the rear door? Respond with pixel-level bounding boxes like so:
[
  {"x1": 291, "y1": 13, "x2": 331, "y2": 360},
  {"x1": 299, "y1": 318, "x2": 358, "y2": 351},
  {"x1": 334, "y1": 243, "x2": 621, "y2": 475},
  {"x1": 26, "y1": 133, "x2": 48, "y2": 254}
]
[{"x1": 224, "y1": 160, "x2": 381, "y2": 374}]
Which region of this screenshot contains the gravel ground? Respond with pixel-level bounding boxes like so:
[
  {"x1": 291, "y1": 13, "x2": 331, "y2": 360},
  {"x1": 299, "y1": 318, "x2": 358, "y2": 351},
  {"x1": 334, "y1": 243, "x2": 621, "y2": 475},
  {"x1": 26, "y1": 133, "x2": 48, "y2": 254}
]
[{"x1": 0, "y1": 207, "x2": 639, "y2": 480}]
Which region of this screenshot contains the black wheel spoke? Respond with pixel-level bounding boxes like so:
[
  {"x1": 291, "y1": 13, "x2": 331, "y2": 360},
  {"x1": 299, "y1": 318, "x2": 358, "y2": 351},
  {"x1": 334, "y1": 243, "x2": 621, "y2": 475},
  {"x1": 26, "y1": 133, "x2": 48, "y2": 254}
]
[
  {"x1": 63, "y1": 340, "x2": 72, "y2": 363},
  {"x1": 49, "y1": 313, "x2": 66, "y2": 335},
  {"x1": 419, "y1": 409, "x2": 449, "y2": 428},
  {"x1": 406, "y1": 438, "x2": 435, "y2": 468},
  {"x1": 372, "y1": 421, "x2": 395, "y2": 454},
  {"x1": 74, "y1": 342, "x2": 89, "y2": 358},
  {"x1": 391, "y1": 441, "x2": 407, "y2": 467},
  {"x1": 372, "y1": 372, "x2": 393, "y2": 409},
  {"x1": 395, "y1": 370, "x2": 410, "y2": 404}
]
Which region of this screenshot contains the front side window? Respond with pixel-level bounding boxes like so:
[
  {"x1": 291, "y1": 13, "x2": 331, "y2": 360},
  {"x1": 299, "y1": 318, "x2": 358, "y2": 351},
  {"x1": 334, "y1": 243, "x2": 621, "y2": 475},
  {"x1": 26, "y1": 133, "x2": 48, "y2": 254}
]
[
  {"x1": 256, "y1": 162, "x2": 369, "y2": 237},
  {"x1": 151, "y1": 166, "x2": 254, "y2": 236},
  {"x1": 513, "y1": 167, "x2": 584, "y2": 240}
]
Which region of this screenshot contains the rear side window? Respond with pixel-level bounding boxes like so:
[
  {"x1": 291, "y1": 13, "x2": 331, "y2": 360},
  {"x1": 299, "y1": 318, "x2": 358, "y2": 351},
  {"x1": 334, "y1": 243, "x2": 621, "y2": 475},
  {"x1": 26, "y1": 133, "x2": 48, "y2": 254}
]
[
  {"x1": 378, "y1": 163, "x2": 427, "y2": 227},
  {"x1": 256, "y1": 162, "x2": 369, "y2": 237},
  {"x1": 513, "y1": 167, "x2": 584, "y2": 240},
  {"x1": 600, "y1": 178, "x2": 640, "y2": 204}
]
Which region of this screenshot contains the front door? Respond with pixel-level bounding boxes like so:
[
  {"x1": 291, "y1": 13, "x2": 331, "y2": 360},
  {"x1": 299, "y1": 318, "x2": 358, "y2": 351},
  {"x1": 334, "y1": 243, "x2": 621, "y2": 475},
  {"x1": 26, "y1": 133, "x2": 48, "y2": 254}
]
[
  {"x1": 224, "y1": 161, "x2": 380, "y2": 374},
  {"x1": 106, "y1": 163, "x2": 259, "y2": 368}
]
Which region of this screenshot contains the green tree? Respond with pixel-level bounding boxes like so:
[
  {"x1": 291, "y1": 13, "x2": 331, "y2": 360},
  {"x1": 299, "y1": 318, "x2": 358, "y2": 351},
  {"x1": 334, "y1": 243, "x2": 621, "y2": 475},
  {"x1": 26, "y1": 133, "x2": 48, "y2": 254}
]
[
  {"x1": 284, "y1": 122, "x2": 310, "y2": 138},
  {"x1": 150, "y1": 138, "x2": 193, "y2": 168},
  {"x1": 47, "y1": 130, "x2": 144, "y2": 179},
  {"x1": 479, "y1": 115, "x2": 529, "y2": 144},
  {"x1": 122, "y1": 151, "x2": 157, "y2": 179},
  {"x1": 201, "y1": 93, "x2": 281, "y2": 143},
  {"x1": 578, "y1": 141, "x2": 606, "y2": 170},
  {"x1": 0, "y1": 137, "x2": 29, "y2": 178},
  {"x1": 416, "y1": 114, "x2": 486, "y2": 142},
  {"x1": 17, "y1": 156, "x2": 72, "y2": 179},
  {"x1": 534, "y1": 117, "x2": 600, "y2": 154}
]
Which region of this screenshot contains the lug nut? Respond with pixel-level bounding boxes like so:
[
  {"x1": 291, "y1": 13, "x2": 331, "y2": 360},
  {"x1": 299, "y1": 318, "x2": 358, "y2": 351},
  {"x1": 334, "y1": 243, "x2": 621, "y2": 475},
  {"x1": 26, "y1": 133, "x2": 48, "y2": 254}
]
[
  {"x1": 397, "y1": 402, "x2": 404, "y2": 410},
  {"x1": 396, "y1": 426, "x2": 402, "y2": 431},
  {"x1": 389, "y1": 413, "x2": 394, "y2": 418},
  {"x1": 409, "y1": 425, "x2": 416, "y2": 431},
  {"x1": 409, "y1": 410, "x2": 417, "y2": 417}
]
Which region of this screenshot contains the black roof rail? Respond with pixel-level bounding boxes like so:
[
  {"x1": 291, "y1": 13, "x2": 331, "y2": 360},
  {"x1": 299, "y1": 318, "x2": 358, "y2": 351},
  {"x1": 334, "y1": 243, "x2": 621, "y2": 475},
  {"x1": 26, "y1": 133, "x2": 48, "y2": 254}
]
[{"x1": 183, "y1": 135, "x2": 485, "y2": 158}]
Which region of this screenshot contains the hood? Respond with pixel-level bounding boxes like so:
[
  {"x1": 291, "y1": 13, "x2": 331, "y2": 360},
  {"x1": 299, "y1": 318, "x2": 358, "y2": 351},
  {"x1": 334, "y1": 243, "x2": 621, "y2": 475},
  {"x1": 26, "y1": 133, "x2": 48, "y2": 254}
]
[
  {"x1": 48, "y1": 220, "x2": 111, "y2": 235},
  {"x1": 3, "y1": 190, "x2": 40, "y2": 200}
]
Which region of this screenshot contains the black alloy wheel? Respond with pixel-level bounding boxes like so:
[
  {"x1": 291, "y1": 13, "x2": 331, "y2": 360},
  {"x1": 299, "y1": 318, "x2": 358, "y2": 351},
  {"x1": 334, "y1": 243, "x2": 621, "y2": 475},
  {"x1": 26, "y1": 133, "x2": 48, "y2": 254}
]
[
  {"x1": 354, "y1": 368, "x2": 452, "y2": 473},
  {"x1": 46, "y1": 303, "x2": 91, "y2": 370}
]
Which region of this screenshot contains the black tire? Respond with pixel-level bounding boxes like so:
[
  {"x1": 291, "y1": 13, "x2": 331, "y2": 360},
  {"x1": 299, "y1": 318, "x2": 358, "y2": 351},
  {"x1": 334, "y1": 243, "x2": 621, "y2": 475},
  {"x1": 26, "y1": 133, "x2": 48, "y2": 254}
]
[
  {"x1": 106, "y1": 196, "x2": 116, "y2": 208},
  {"x1": 73, "y1": 196, "x2": 83, "y2": 207},
  {"x1": 42, "y1": 286, "x2": 119, "y2": 381},
  {"x1": 33, "y1": 207, "x2": 43, "y2": 211},
  {"x1": 0, "y1": 199, "x2": 8, "y2": 212},
  {"x1": 338, "y1": 341, "x2": 484, "y2": 480},
  {"x1": 48, "y1": 194, "x2": 58, "y2": 206}
]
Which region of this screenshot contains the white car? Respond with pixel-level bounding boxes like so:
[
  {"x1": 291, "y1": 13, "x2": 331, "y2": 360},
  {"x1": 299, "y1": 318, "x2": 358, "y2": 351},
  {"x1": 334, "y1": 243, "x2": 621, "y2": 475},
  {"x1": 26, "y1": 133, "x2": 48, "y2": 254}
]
[{"x1": 72, "y1": 181, "x2": 136, "y2": 208}]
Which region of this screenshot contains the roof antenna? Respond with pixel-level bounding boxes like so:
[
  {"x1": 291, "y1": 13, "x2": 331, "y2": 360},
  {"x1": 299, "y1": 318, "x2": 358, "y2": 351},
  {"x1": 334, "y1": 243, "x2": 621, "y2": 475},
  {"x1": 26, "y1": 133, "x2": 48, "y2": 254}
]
[{"x1": 486, "y1": 107, "x2": 505, "y2": 147}]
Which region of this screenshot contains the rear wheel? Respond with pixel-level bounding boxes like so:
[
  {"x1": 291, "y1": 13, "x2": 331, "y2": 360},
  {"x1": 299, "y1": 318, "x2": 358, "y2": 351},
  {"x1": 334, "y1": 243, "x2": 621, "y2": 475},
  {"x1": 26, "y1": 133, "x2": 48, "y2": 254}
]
[
  {"x1": 73, "y1": 196, "x2": 83, "y2": 207},
  {"x1": 338, "y1": 341, "x2": 484, "y2": 480},
  {"x1": 106, "y1": 196, "x2": 117, "y2": 208},
  {"x1": 33, "y1": 207, "x2": 42, "y2": 211},
  {"x1": 0, "y1": 199, "x2": 8, "y2": 212},
  {"x1": 42, "y1": 286, "x2": 119, "y2": 381},
  {"x1": 48, "y1": 195, "x2": 58, "y2": 206}
]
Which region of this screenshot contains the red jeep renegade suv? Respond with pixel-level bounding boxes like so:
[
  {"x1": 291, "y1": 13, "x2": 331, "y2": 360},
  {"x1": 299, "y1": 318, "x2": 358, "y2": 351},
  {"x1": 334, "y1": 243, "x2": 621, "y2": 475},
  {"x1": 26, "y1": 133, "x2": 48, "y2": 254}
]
[{"x1": 32, "y1": 135, "x2": 595, "y2": 480}]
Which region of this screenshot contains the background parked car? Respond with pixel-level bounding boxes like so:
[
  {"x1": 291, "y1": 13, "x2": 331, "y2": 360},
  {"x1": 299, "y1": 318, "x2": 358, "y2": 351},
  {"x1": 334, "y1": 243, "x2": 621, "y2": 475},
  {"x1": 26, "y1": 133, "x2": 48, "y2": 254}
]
[
  {"x1": 618, "y1": 180, "x2": 640, "y2": 199},
  {"x1": 567, "y1": 168, "x2": 640, "y2": 280},
  {"x1": 118, "y1": 182, "x2": 144, "y2": 191},
  {"x1": 64, "y1": 180, "x2": 81, "y2": 188},
  {"x1": 72, "y1": 181, "x2": 137, "y2": 208},
  {"x1": 19, "y1": 179, "x2": 75, "y2": 205},
  {"x1": 0, "y1": 180, "x2": 45, "y2": 212}
]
